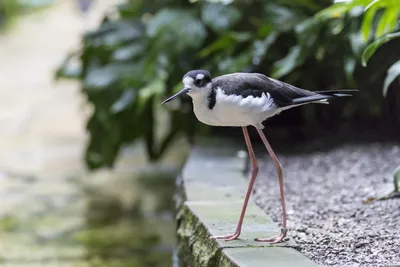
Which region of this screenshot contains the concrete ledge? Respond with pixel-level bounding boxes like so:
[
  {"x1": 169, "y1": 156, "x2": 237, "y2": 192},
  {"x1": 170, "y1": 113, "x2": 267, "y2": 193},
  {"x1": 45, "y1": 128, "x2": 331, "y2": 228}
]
[{"x1": 176, "y1": 139, "x2": 318, "y2": 267}]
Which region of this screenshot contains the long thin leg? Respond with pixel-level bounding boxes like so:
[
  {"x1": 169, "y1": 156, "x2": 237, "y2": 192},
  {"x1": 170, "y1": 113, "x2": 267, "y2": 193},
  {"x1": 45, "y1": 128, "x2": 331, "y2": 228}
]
[
  {"x1": 255, "y1": 127, "x2": 287, "y2": 244},
  {"x1": 211, "y1": 126, "x2": 259, "y2": 241}
]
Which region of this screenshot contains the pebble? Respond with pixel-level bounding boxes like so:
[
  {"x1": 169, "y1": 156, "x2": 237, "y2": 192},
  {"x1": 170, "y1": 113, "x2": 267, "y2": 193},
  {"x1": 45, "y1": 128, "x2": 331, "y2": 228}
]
[{"x1": 254, "y1": 143, "x2": 400, "y2": 267}]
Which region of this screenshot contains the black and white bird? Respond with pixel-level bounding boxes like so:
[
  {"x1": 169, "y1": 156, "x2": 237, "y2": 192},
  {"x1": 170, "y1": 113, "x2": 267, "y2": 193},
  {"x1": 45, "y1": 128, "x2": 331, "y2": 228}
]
[{"x1": 161, "y1": 70, "x2": 358, "y2": 244}]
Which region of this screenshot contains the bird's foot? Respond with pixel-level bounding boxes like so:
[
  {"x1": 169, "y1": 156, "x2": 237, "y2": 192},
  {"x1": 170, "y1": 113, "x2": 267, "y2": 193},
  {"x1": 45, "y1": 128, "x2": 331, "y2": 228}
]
[
  {"x1": 255, "y1": 228, "x2": 287, "y2": 244},
  {"x1": 210, "y1": 231, "x2": 240, "y2": 241}
]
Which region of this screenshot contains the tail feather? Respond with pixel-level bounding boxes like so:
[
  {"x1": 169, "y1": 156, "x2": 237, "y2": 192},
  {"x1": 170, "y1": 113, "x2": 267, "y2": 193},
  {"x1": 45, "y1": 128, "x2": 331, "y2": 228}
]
[
  {"x1": 291, "y1": 89, "x2": 358, "y2": 106},
  {"x1": 315, "y1": 89, "x2": 359, "y2": 95}
]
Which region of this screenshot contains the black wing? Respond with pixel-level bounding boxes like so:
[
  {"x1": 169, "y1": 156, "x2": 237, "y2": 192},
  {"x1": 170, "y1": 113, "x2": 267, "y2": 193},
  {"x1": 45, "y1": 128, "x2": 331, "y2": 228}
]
[{"x1": 212, "y1": 73, "x2": 316, "y2": 107}]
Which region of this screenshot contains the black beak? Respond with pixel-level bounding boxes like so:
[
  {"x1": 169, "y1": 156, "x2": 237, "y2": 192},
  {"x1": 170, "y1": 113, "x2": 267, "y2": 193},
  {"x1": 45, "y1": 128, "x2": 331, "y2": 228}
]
[{"x1": 161, "y1": 87, "x2": 190, "y2": 105}]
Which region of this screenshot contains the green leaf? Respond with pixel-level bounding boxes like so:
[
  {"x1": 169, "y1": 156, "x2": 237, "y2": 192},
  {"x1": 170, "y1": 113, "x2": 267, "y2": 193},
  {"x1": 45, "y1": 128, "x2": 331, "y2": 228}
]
[
  {"x1": 84, "y1": 64, "x2": 130, "y2": 91},
  {"x1": 362, "y1": 31, "x2": 400, "y2": 66},
  {"x1": 54, "y1": 52, "x2": 81, "y2": 80},
  {"x1": 147, "y1": 8, "x2": 206, "y2": 50},
  {"x1": 110, "y1": 90, "x2": 136, "y2": 114},
  {"x1": 201, "y1": 2, "x2": 241, "y2": 32},
  {"x1": 393, "y1": 165, "x2": 400, "y2": 192},
  {"x1": 375, "y1": 8, "x2": 399, "y2": 39},
  {"x1": 85, "y1": 20, "x2": 144, "y2": 48},
  {"x1": 84, "y1": 21, "x2": 116, "y2": 40},
  {"x1": 315, "y1": 1, "x2": 361, "y2": 20},
  {"x1": 85, "y1": 115, "x2": 121, "y2": 169},
  {"x1": 272, "y1": 46, "x2": 303, "y2": 79},
  {"x1": 295, "y1": 18, "x2": 320, "y2": 49},
  {"x1": 361, "y1": 6, "x2": 378, "y2": 41},
  {"x1": 264, "y1": 4, "x2": 306, "y2": 32},
  {"x1": 112, "y1": 43, "x2": 145, "y2": 61},
  {"x1": 137, "y1": 72, "x2": 167, "y2": 110},
  {"x1": 252, "y1": 32, "x2": 278, "y2": 65},
  {"x1": 364, "y1": 0, "x2": 384, "y2": 11},
  {"x1": 103, "y1": 20, "x2": 145, "y2": 48},
  {"x1": 217, "y1": 51, "x2": 252, "y2": 73},
  {"x1": 349, "y1": 32, "x2": 365, "y2": 55},
  {"x1": 344, "y1": 57, "x2": 356, "y2": 82},
  {"x1": 382, "y1": 60, "x2": 400, "y2": 97},
  {"x1": 198, "y1": 32, "x2": 250, "y2": 57}
]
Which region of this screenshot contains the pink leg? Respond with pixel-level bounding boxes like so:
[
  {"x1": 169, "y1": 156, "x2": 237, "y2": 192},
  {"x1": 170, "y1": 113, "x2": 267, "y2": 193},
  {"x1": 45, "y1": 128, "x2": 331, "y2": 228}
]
[
  {"x1": 211, "y1": 126, "x2": 259, "y2": 241},
  {"x1": 255, "y1": 128, "x2": 287, "y2": 244}
]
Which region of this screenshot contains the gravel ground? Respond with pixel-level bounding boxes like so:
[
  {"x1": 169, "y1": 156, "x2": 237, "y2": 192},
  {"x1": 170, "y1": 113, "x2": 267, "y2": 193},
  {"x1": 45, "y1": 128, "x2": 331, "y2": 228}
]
[{"x1": 253, "y1": 142, "x2": 400, "y2": 267}]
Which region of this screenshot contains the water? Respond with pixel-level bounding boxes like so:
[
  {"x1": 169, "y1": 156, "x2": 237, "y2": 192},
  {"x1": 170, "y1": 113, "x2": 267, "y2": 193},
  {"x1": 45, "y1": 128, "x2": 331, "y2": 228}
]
[{"x1": 0, "y1": 141, "x2": 189, "y2": 267}]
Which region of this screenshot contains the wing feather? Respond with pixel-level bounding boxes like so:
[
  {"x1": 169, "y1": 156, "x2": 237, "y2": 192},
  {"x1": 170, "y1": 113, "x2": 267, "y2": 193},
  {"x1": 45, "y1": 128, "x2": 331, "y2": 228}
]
[{"x1": 212, "y1": 73, "x2": 316, "y2": 107}]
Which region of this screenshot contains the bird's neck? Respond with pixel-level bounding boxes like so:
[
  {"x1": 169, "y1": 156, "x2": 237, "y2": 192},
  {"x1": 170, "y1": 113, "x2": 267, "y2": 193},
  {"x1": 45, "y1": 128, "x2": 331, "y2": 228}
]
[
  {"x1": 189, "y1": 85, "x2": 216, "y2": 110},
  {"x1": 207, "y1": 87, "x2": 216, "y2": 109}
]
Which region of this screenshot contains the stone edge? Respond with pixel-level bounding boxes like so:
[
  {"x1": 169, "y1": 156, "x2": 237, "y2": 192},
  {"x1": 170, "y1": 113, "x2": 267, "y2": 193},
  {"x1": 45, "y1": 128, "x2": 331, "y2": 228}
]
[{"x1": 175, "y1": 141, "x2": 320, "y2": 267}]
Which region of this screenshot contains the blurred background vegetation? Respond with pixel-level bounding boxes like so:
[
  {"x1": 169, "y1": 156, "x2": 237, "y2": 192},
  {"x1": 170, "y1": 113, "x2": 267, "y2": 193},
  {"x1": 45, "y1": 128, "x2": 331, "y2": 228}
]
[
  {"x1": 56, "y1": 0, "x2": 400, "y2": 170},
  {"x1": 0, "y1": 0, "x2": 55, "y2": 29}
]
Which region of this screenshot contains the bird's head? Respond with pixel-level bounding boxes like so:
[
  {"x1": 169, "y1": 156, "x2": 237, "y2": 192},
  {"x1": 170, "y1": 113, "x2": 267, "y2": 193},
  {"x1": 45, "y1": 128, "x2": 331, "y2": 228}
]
[{"x1": 161, "y1": 70, "x2": 212, "y2": 104}]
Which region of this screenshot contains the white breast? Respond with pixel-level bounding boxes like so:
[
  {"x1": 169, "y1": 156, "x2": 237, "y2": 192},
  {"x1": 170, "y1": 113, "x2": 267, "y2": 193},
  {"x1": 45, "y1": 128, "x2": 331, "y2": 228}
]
[{"x1": 191, "y1": 88, "x2": 280, "y2": 129}]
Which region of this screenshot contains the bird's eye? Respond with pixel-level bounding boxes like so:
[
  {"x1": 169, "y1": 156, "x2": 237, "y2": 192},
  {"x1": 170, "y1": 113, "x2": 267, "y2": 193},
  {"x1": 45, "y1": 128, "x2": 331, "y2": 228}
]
[{"x1": 194, "y1": 79, "x2": 202, "y2": 86}]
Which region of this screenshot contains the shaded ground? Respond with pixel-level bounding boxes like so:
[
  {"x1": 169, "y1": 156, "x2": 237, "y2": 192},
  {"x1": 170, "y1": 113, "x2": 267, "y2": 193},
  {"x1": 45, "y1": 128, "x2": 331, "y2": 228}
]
[{"x1": 253, "y1": 142, "x2": 400, "y2": 267}]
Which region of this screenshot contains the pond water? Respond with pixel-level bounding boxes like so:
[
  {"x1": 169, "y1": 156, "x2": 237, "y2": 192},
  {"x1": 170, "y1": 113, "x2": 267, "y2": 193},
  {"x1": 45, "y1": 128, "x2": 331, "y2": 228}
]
[{"x1": 0, "y1": 141, "x2": 189, "y2": 267}]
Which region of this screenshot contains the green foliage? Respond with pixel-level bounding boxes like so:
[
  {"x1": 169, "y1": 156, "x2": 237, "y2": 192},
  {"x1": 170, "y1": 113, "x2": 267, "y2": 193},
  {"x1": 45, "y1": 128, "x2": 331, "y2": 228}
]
[
  {"x1": 57, "y1": 0, "x2": 399, "y2": 169},
  {"x1": 0, "y1": 0, "x2": 54, "y2": 29},
  {"x1": 393, "y1": 165, "x2": 400, "y2": 193},
  {"x1": 315, "y1": 0, "x2": 400, "y2": 97},
  {"x1": 362, "y1": 32, "x2": 400, "y2": 66},
  {"x1": 315, "y1": 0, "x2": 400, "y2": 40},
  {"x1": 373, "y1": 165, "x2": 400, "y2": 200},
  {"x1": 318, "y1": 0, "x2": 400, "y2": 195},
  {"x1": 383, "y1": 59, "x2": 400, "y2": 96}
]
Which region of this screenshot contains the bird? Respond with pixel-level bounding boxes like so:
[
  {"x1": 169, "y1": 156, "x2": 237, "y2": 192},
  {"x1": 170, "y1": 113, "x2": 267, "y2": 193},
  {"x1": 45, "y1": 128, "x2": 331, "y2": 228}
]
[{"x1": 161, "y1": 69, "x2": 358, "y2": 244}]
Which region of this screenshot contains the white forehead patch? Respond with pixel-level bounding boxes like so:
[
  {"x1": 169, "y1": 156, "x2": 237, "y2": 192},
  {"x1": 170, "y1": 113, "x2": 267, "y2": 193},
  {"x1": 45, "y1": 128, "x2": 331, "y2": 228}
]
[
  {"x1": 183, "y1": 76, "x2": 194, "y2": 86},
  {"x1": 196, "y1": 73, "x2": 205, "y2": 80}
]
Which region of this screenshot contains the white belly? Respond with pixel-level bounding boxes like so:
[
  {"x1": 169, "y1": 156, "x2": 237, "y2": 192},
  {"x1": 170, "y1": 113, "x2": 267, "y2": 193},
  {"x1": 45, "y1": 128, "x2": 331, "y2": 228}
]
[{"x1": 191, "y1": 89, "x2": 280, "y2": 128}]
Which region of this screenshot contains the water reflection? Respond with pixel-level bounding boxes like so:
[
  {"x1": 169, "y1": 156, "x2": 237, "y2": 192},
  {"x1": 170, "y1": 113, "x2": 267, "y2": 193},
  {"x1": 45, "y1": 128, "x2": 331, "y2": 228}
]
[
  {"x1": 80, "y1": 166, "x2": 178, "y2": 267},
  {"x1": 0, "y1": 141, "x2": 189, "y2": 267}
]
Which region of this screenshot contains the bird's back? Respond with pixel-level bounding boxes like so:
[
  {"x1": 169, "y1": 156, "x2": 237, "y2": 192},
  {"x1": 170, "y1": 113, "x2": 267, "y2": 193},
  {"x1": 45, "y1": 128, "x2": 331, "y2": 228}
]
[{"x1": 212, "y1": 72, "x2": 316, "y2": 107}]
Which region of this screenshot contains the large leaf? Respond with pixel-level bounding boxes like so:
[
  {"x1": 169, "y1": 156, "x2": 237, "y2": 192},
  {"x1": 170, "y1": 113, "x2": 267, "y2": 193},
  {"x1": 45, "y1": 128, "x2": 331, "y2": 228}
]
[
  {"x1": 137, "y1": 71, "x2": 168, "y2": 111},
  {"x1": 383, "y1": 60, "x2": 400, "y2": 96},
  {"x1": 201, "y1": 2, "x2": 241, "y2": 32},
  {"x1": 85, "y1": 19, "x2": 145, "y2": 48},
  {"x1": 83, "y1": 64, "x2": 131, "y2": 91},
  {"x1": 315, "y1": 0, "x2": 365, "y2": 20},
  {"x1": 102, "y1": 20, "x2": 145, "y2": 48},
  {"x1": 295, "y1": 18, "x2": 321, "y2": 47},
  {"x1": 264, "y1": 4, "x2": 306, "y2": 32},
  {"x1": 252, "y1": 32, "x2": 278, "y2": 65},
  {"x1": 349, "y1": 32, "x2": 365, "y2": 55},
  {"x1": 364, "y1": 0, "x2": 384, "y2": 11},
  {"x1": 217, "y1": 51, "x2": 252, "y2": 73},
  {"x1": 361, "y1": 6, "x2": 378, "y2": 41},
  {"x1": 54, "y1": 52, "x2": 82, "y2": 80},
  {"x1": 375, "y1": 7, "x2": 399, "y2": 39},
  {"x1": 147, "y1": 8, "x2": 206, "y2": 50},
  {"x1": 112, "y1": 42, "x2": 145, "y2": 61},
  {"x1": 110, "y1": 90, "x2": 136, "y2": 114},
  {"x1": 362, "y1": 31, "x2": 400, "y2": 66},
  {"x1": 198, "y1": 31, "x2": 250, "y2": 57},
  {"x1": 272, "y1": 46, "x2": 303, "y2": 79}
]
